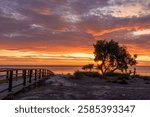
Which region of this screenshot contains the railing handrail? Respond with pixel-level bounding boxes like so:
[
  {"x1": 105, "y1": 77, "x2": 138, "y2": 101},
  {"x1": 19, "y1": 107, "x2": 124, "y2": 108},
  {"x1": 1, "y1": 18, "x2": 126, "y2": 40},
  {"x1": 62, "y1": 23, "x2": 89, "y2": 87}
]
[{"x1": 0, "y1": 68, "x2": 53, "y2": 72}]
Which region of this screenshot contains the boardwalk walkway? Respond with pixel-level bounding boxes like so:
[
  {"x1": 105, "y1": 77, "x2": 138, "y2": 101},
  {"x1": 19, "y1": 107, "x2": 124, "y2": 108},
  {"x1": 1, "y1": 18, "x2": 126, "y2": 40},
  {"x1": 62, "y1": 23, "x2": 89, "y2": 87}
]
[{"x1": 0, "y1": 69, "x2": 54, "y2": 99}]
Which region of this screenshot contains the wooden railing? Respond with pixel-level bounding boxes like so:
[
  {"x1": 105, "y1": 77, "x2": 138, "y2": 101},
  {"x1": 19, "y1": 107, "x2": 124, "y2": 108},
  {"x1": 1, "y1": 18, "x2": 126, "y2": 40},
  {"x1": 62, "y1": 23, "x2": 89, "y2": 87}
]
[{"x1": 0, "y1": 69, "x2": 54, "y2": 99}]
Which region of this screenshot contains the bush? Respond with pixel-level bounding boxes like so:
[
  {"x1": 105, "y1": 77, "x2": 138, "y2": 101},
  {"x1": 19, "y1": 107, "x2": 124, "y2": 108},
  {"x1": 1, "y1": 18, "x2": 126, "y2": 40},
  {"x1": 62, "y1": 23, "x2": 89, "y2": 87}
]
[
  {"x1": 73, "y1": 71, "x2": 102, "y2": 79},
  {"x1": 73, "y1": 71, "x2": 83, "y2": 79},
  {"x1": 119, "y1": 74, "x2": 130, "y2": 80},
  {"x1": 106, "y1": 73, "x2": 129, "y2": 84},
  {"x1": 131, "y1": 74, "x2": 140, "y2": 78},
  {"x1": 84, "y1": 72, "x2": 102, "y2": 77},
  {"x1": 142, "y1": 76, "x2": 150, "y2": 81},
  {"x1": 115, "y1": 74, "x2": 130, "y2": 84},
  {"x1": 117, "y1": 79, "x2": 128, "y2": 84},
  {"x1": 104, "y1": 72, "x2": 122, "y2": 77}
]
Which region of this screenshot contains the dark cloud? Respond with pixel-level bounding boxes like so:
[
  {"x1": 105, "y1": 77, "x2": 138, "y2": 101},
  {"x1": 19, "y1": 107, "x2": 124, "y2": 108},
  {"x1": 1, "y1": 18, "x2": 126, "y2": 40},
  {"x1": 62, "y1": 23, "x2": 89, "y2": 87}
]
[{"x1": 0, "y1": 0, "x2": 149, "y2": 55}]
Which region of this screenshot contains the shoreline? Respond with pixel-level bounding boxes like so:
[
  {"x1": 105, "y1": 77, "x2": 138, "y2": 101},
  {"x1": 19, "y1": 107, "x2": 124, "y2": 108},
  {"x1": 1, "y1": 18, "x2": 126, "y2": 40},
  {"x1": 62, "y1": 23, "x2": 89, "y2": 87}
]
[{"x1": 0, "y1": 66, "x2": 150, "y2": 76}]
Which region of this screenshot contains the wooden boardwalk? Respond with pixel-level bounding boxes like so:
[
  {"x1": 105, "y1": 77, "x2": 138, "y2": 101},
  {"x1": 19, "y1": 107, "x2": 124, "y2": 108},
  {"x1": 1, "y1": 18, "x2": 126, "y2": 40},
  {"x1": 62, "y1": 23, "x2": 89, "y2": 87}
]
[{"x1": 0, "y1": 68, "x2": 54, "y2": 99}]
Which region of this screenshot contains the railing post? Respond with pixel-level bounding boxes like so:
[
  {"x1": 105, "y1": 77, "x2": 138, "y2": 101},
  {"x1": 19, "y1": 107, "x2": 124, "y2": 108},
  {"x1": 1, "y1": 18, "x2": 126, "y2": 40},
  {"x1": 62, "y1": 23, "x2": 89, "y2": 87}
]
[
  {"x1": 39, "y1": 69, "x2": 41, "y2": 79},
  {"x1": 16, "y1": 70, "x2": 18, "y2": 80},
  {"x1": 43, "y1": 69, "x2": 45, "y2": 78},
  {"x1": 42, "y1": 69, "x2": 44, "y2": 78},
  {"x1": 29, "y1": 69, "x2": 32, "y2": 83},
  {"x1": 45, "y1": 70, "x2": 47, "y2": 78},
  {"x1": 6, "y1": 70, "x2": 9, "y2": 81},
  {"x1": 47, "y1": 70, "x2": 49, "y2": 78},
  {"x1": 23, "y1": 70, "x2": 26, "y2": 86},
  {"x1": 41, "y1": 69, "x2": 43, "y2": 78},
  {"x1": 28, "y1": 70, "x2": 30, "y2": 78},
  {"x1": 45, "y1": 69, "x2": 47, "y2": 77},
  {"x1": 16, "y1": 70, "x2": 18, "y2": 77},
  {"x1": 8, "y1": 70, "x2": 13, "y2": 92},
  {"x1": 44, "y1": 69, "x2": 45, "y2": 77},
  {"x1": 35, "y1": 69, "x2": 37, "y2": 81}
]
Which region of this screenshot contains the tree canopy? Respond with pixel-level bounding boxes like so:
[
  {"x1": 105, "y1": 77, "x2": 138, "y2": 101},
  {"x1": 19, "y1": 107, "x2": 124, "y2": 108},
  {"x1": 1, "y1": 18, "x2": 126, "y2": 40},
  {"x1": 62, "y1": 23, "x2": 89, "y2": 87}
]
[{"x1": 93, "y1": 40, "x2": 137, "y2": 75}]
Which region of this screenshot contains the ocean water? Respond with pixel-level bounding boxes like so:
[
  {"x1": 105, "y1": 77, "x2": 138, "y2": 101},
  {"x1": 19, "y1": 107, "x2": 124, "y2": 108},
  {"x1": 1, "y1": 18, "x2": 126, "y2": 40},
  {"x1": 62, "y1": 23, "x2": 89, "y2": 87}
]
[
  {"x1": 0, "y1": 65, "x2": 150, "y2": 76},
  {"x1": 131, "y1": 66, "x2": 150, "y2": 76}
]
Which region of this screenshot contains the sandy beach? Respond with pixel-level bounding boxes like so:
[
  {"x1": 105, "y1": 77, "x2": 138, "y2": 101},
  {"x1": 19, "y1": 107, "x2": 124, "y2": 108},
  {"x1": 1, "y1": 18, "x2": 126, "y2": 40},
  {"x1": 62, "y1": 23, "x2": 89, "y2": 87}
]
[{"x1": 8, "y1": 74, "x2": 150, "y2": 100}]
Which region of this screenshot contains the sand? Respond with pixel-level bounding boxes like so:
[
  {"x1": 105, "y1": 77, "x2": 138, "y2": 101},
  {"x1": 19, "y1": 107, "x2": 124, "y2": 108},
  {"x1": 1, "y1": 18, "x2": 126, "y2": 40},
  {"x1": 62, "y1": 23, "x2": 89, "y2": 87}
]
[{"x1": 8, "y1": 74, "x2": 150, "y2": 100}]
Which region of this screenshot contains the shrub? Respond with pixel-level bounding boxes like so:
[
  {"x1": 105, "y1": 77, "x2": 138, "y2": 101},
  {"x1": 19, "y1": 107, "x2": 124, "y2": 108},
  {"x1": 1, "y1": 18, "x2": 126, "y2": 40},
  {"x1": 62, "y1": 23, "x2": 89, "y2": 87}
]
[
  {"x1": 73, "y1": 71, "x2": 83, "y2": 79},
  {"x1": 73, "y1": 71, "x2": 102, "y2": 79},
  {"x1": 104, "y1": 72, "x2": 122, "y2": 77},
  {"x1": 82, "y1": 64, "x2": 94, "y2": 71},
  {"x1": 119, "y1": 74, "x2": 130, "y2": 80},
  {"x1": 107, "y1": 73, "x2": 129, "y2": 84},
  {"x1": 117, "y1": 79, "x2": 128, "y2": 84},
  {"x1": 115, "y1": 74, "x2": 130, "y2": 84},
  {"x1": 131, "y1": 74, "x2": 140, "y2": 78},
  {"x1": 142, "y1": 76, "x2": 150, "y2": 81},
  {"x1": 84, "y1": 72, "x2": 102, "y2": 77}
]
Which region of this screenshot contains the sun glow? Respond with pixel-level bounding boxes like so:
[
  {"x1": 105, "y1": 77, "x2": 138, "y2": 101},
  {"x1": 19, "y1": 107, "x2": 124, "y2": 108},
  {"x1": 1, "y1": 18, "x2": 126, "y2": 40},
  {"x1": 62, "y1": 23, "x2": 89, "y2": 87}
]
[
  {"x1": 0, "y1": 50, "x2": 94, "y2": 65},
  {"x1": 0, "y1": 49, "x2": 149, "y2": 66}
]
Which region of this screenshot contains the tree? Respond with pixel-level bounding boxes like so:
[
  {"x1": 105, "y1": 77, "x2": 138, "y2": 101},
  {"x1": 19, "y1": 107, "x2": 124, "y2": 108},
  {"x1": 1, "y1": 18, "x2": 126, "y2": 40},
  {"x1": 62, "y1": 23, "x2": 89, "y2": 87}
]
[
  {"x1": 82, "y1": 64, "x2": 94, "y2": 72},
  {"x1": 93, "y1": 40, "x2": 137, "y2": 75}
]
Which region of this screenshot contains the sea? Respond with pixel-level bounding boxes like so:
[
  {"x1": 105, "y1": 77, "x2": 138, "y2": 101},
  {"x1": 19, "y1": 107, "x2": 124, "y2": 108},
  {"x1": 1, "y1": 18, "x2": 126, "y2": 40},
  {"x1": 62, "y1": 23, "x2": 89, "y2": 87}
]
[{"x1": 0, "y1": 65, "x2": 150, "y2": 76}]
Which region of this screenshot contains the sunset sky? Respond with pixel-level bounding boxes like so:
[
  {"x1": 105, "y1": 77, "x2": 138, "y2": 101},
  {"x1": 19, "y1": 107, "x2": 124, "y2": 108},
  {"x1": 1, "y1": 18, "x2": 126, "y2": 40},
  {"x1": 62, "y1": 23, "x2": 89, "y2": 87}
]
[{"x1": 0, "y1": 0, "x2": 150, "y2": 66}]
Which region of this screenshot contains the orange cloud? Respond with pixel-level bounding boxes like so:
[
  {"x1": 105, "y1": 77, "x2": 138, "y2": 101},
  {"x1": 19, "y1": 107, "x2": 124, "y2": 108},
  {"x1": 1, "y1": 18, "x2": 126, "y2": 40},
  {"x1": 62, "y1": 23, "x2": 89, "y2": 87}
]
[
  {"x1": 87, "y1": 25, "x2": 149, "y2": 37},
  {"x1": 126, "y1": 44, "x2": 150, "y2": 55},
  {"x1": 0, "y1": 56, "x2": 94, "y2": 66}
]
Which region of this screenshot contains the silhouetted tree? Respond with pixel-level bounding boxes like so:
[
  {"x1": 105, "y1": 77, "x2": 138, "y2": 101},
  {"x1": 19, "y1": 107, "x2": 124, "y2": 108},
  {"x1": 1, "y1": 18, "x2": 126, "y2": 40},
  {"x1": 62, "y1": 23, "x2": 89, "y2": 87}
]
[
  {"x1": 93, "y1": 40, "x2": 137, "y2": 75},
  {"x1": 82, "y1": 64, "x2": 94, "y2": 72}
]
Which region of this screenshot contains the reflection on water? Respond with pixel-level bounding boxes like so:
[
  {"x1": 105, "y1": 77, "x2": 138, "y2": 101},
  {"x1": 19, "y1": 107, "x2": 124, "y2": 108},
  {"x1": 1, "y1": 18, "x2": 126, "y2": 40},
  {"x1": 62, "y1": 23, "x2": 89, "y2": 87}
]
[
  {"x1": 131, "y1": 66, "x2": 150, "y2": 76},
  {"x1": 0, "y1": 65, "x2": 149, "y2": 76},
  {"x1": 50, "y1": 66, "x2": 150, "y2": 76}
]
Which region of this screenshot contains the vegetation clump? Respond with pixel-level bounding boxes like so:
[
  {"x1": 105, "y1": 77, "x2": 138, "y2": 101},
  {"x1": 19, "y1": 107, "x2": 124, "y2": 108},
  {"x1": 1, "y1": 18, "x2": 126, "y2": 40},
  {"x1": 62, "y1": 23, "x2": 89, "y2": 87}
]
[
  {"x1": 142, "y1": 76, "x2": 150, "y2": 81},
  {"x1": 104, "y1": 72, "x2": 122, "y2": 77},
  {"x1": 93, "y1": 40, "x2": 137, "y2": 76},
  {"x1": 73, "y1": 71, "x2": 84, "y2": 79},
  {"x1": 82, "y1": 64, "x2": 94, "y2": 72},
  {"x1": 74, "y1": 40, "x2": 139, "y2": 84},
  {"x1": 73, "y1": 71, "x2": 101, "y2": 79}
]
